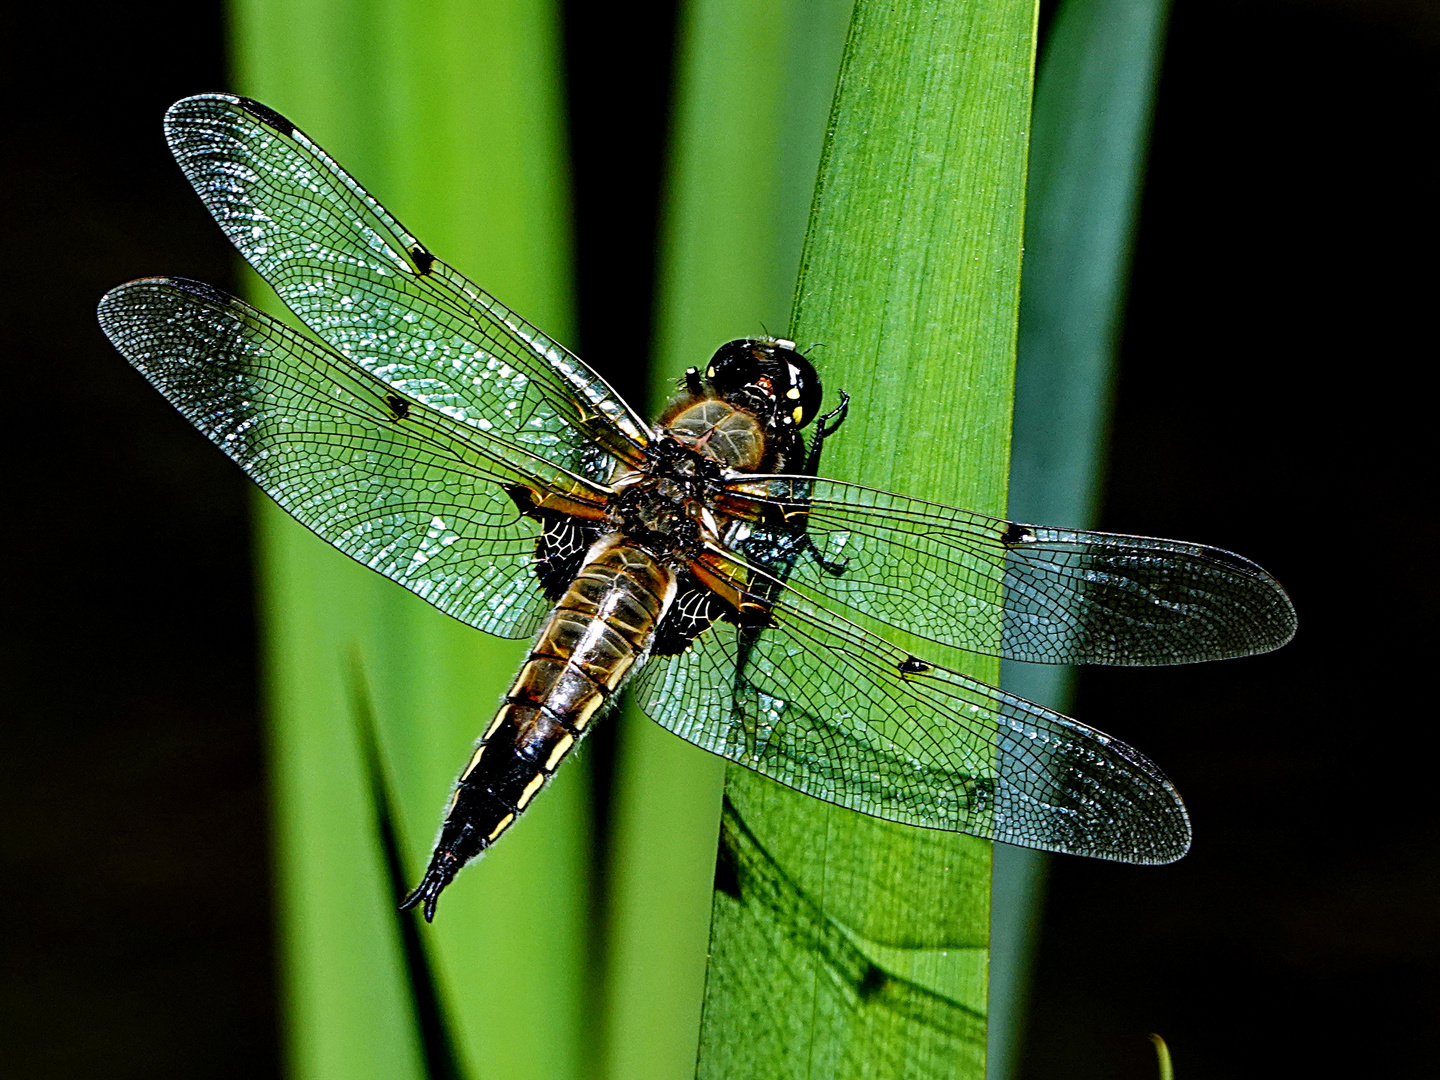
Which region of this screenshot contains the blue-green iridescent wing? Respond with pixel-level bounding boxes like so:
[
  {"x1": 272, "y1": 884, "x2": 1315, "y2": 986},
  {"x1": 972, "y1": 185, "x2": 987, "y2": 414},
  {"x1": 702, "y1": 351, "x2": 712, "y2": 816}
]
[
  {"x1": 99, "y1": 277, "x2": 611, "y2": 639},
  {"x1": 164, "y1": 92, "x2": 651, "y2": 486}
]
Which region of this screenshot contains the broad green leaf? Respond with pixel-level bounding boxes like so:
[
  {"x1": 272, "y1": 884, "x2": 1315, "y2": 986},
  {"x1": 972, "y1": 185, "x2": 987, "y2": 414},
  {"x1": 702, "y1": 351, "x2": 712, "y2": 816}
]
[
  {"x1": 990, "y1": 3, "x2": 1172, "y2": 1076},
  {"x1": 232, "y1": 3, "x2": 589, "y2": 1079},
  {"x1": 696, "y1": 2, "x2": 1037, "y2": 1078}
]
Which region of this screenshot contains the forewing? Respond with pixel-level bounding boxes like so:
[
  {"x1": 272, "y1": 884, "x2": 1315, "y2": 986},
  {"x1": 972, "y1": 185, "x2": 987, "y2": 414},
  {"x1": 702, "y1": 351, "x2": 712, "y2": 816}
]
[
  {"x1": 98, "y1": 277, "x2": 611, "y2": 639},
  {"x1": 631, "y1": 573, "x2": 1191, "y2": 864},
  {"x1": 163, "y1": 93, "x2": 651, "y2": 483},
  {"x1": 723, "y1": 476, "x2": 1297, "y2": 666}
]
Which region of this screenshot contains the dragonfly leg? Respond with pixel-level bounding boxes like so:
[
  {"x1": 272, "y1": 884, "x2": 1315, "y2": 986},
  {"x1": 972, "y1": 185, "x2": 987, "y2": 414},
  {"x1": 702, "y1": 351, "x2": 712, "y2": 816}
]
[
  {"x1": 785, "y1": 390, "x2": 852, "y2": 577},
  {"x1": 801, "y1": 530, "x2": 849, "y2": 576},
  {"x1": 731, "y1": 624, "x2": 765, "y2": 761},
  {"x1": 802, "y1": 390, "x2": 850, "y2": 474}
]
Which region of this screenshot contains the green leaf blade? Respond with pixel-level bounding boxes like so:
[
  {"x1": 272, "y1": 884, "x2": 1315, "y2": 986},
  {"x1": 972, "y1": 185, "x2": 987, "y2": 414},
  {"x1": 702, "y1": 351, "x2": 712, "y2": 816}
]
[
  {"x1": 233, "y1": 3, "x2": 589, "y2": 1078},
  {"x1": 697, "y1": 1, "x2": 1039, "y2": 1076}
]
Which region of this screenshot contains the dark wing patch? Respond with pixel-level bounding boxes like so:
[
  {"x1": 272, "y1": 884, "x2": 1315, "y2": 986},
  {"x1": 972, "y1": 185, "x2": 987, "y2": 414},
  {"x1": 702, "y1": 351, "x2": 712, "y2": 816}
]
[
  {"x1": 651, "y1": 575, "x2": 732, "y2": 657},
  {"x1": 504, "y1": 483, "x2": 603, "y2": 601},
  {"x1": 533, "y1": 516, "x2": 600, "y2": 601}
]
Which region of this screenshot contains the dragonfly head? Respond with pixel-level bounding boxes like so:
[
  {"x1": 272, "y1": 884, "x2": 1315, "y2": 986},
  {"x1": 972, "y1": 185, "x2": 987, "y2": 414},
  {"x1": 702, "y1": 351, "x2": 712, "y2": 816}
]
[{"x1": 703, "y1": 338, "x2": 824, "y2": 433}]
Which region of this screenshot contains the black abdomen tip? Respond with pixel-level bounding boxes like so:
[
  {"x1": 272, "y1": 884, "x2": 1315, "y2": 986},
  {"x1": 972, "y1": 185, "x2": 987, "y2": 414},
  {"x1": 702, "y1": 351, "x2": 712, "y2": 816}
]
[{"x1": 400, "y1": 849, "x2": 462, "y2": 922}]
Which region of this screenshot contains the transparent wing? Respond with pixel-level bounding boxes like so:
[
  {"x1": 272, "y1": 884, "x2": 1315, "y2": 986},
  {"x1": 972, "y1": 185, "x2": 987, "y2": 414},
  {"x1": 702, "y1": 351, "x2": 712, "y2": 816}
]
[
  {"x1": 699, "y1": 783, "x2": 987, "y2": 1077},
  {"x1": 632, "y1": 560, "x2": 1191, "y2": 864},
  {"x1": 163, "y1": 92, "x2": 651, "y2": 485},
  {"x1": 722, "y1": 476, "x2": 1297, "y2": 666},
  {"x1": 98, "y1": 277, "x2": 613, "y2": 639}
]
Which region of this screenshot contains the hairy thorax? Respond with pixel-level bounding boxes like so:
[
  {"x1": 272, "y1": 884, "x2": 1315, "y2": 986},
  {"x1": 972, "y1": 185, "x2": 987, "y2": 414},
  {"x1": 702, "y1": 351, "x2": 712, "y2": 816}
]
[
  {"x1": 661, "y1": 397, "x2": 766, "y2": 472},
  {"x1": 608, "y1": 397, "x2": 766, "y2": 563}
]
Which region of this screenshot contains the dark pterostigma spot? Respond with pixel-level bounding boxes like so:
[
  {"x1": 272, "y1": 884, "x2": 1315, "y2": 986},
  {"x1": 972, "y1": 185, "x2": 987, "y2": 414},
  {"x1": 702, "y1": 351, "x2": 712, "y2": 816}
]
[
  {"x1": 410, "y1": 244, "x2": 436, "y2": 275},
  {"x1": 1202, "y1": 544, "x2": 1264, "y2": 574},
  {"x1": 899, "y1": 656, "x2": 931, "y2": 675},
  {"x1": 999, "y1": 520, "x2": 1033, "y2": 546},
  {"x1": 235, "y1": 96, "x2": 294, "y2": 137},
  {"x1": 385, "y1": 393, "x2": 411, "y2": 420}
]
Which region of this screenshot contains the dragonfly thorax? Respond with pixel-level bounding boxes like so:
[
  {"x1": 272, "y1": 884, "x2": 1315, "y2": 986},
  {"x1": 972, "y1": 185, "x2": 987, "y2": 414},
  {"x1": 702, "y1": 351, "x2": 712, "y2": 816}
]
[
  {"x1": 662, "y1": 396, "x2": 767, "y2": 471},
  {"x1": 608, "y1": 436, "x2": 727, "y2": 562}
]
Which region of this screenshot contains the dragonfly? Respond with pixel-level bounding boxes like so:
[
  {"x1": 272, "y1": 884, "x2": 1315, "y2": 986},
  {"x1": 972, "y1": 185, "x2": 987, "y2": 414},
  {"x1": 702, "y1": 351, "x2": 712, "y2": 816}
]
[{"x1": 99, "y1": 94, "x2": 1296, "y2": 921}]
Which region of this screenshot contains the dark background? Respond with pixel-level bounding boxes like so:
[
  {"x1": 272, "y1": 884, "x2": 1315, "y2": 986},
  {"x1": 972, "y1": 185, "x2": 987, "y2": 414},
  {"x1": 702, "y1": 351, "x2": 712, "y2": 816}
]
[
  {"x1": 1022, "y1": 2, "x2": 1439, "y2": 1078},
  {"x1": 0, "y1": 1, "x2": 1433, "y2": 1077}
]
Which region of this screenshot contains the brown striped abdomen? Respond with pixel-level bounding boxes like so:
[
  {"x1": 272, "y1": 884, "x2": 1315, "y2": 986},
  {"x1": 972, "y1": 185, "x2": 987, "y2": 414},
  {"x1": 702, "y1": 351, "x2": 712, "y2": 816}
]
[{"x1": 402, "y1": 536, "x2": 676, "y2": 920}]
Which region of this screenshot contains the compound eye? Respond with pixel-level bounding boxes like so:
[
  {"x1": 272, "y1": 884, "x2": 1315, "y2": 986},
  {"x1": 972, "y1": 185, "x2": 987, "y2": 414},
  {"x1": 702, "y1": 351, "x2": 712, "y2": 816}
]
[
  {"x1": 775, "y1": 347, "x2": 823, "y2": 428},
  {"x1": 705, "y1": 340, "x2": 764, "y2": 390}
]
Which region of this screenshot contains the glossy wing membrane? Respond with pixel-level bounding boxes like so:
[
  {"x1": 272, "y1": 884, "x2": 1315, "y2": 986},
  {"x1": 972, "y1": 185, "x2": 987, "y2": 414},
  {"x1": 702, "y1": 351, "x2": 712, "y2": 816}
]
[
  {"x1": 724, "y1": 476, "x2": 1297, "y2": 666},
  {"x1": 632, "y1": 565, "x2": 1190, "y2": 863},
  {"x1": 163, "y1": 93, "x2": 651, "y2": 485},
  {"x1": 99, "y1": 277, "x2": 611, "y2": 639},
  {"x1": 99, "y1": 91, "x2": 1279, "y2": 874}
]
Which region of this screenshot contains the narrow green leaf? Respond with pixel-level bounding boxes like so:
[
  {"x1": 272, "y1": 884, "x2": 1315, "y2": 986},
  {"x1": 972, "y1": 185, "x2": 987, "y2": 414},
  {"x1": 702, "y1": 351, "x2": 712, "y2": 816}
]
[
  {"x1": 1150, "y1": 1033, "x2": 1175, "y2": 1080},
  {"x1": 346, "y1": 654, "x2": 467, "y2": 1080},
  {"x1": 600, "y1": 3, "x2": 852, "y2": 1079},
  {"x1": 1010, "y1": 0, "x2": 1172, "y2": 534},
  {"x1": 989, "y1": 2, "x2": 1171, "y2": 1076},
  {"x1": 232, "y1": 3, "x2": 589, "y2": 1079},
  {"x1": 696, "y1": 2, "x2": 1037, "y2": 1077}
]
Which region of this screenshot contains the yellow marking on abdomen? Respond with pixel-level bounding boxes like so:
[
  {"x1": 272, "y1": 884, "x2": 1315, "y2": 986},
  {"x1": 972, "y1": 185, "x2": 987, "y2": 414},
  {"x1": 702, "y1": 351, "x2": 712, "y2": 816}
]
[
  {"x1": 545, "y1": 733, "x2": 575, "y2": 771},
  {"x1": 570, "y1": 693, "x2": 604, "y2": 730},
  {"x1": 488, "y1": 813, "x2": 515, "y2": 842},
  {"x1": 461, "y1": 744, "x2": 486, "y2": 780},
  {"x1": 516, "y1": 772, "x2": 546, "y2": 809}
]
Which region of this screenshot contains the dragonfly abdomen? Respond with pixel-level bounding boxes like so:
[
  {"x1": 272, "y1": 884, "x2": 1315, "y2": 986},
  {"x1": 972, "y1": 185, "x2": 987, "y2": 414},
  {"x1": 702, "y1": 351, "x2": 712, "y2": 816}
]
[{"x1": 403, "y1": 535, "x2": 675, "y2": 920}]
